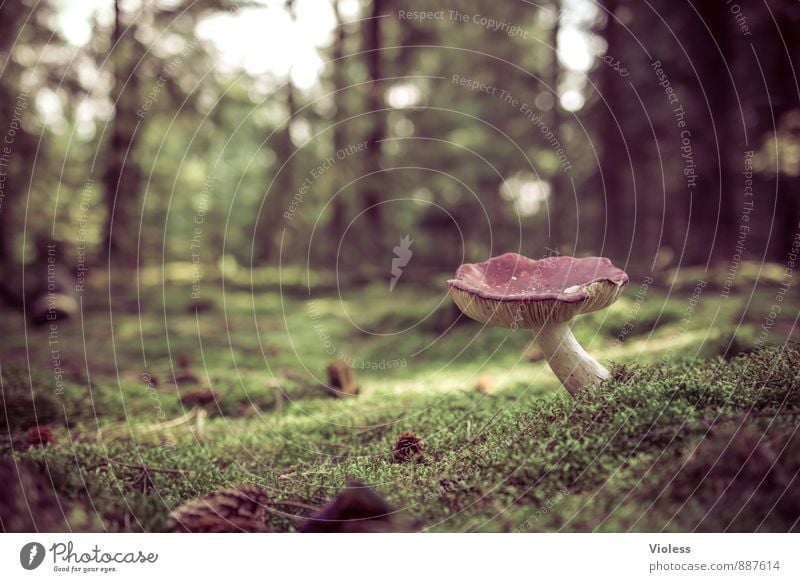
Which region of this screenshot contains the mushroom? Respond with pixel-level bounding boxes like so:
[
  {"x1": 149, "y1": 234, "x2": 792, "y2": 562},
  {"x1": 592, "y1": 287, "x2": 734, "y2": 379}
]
[{"x1": 447, "y1": 252, "x2": 628, "y2": 395}]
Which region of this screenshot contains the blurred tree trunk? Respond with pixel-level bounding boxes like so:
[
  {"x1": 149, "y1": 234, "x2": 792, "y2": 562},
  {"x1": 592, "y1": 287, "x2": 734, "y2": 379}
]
[
  {"x1": 548, "y1": 0, "x2": 567, "y2": 253},
  {"x1": 271, "y1": 0, "x2": 298, "y2": 262},
  {"x1": 597, "y1": 0, "x2": 627, "y2": 259},
  {"x1": 684, "y1": 2, "x2": 735, "y2": 266},
  {"x1": 771, "y1": 7, "x2": 800, "y2": 259},
  {"x1": 361, "y1": 0, "x2": 386, "y2": 258},
  {"x1": 328, "y1": 0, "x2": 348, "y2": 254},
  {"x1": 731, "y1": 2, "x2": 800, "y2": 261},
  {"x1": 0, "y1": 1, "x2": 32, "y2": 306},
  {"x1": 102, "y1": 0, "x2": 142, "y2": 269}
]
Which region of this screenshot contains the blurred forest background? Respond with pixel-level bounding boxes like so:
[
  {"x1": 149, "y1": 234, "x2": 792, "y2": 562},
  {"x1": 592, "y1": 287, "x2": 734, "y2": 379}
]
[{"x1": 1, "y1": 0, "x2": 799, "y2": 287}]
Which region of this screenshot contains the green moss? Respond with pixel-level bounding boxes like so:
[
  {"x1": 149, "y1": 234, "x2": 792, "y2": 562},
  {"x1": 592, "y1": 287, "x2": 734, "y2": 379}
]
[
  {"x1": 0, "y1": 364, "x2": 112, "y2": 432},
  {"x1": 3, "y1": 345, "x2": 796, "y2": 532},
  {"x1": 2, "y1": 276, "x2": 799, "y2": 532}
]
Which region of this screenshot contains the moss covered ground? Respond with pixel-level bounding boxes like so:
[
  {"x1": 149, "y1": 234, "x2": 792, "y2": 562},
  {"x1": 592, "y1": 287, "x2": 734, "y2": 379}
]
[{"x1": 1, "y1": 263, "x2": 799, "y2": 532}]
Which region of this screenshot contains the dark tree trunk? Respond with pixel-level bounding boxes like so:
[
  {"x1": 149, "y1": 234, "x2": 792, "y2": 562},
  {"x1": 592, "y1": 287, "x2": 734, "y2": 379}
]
[
  {"x1": 597, "y1": 0, "x2": 627, "y2": 259},
  {"x1": 102, "y1": 0, "x2": 142, "y2": 269},
  {"x1": 776, "y1": 174, "x2": 800, "y2": 259},
  {"x1": 258, "y1": 0, "x2": 298, "y2": 264},
  {"x1": 28, "y1": 239, "x2": 78, "y2": 326},
  {"x1": 328, "y1": 0, "x2": 348, "y2": 255},
  {"x1": 548, "y1": 1, "x2": 567, "y2": 253},
  {"x1": 0, "y1": 2, "x2": 33, "y2": 306},
  {"x1": 684, "y1": 3, "x2": 735, "y2": 266},
  {"x1": 362, "y1": 0, "x2": 386, "y2": 255},
  {"x1": 772, "y1": 7, "x2": 800, "y2": 259}
]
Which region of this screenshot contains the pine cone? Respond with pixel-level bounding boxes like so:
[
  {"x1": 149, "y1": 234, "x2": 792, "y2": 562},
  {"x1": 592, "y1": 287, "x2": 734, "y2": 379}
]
[
  {"x1": 26, "y1": 425, "x2": 56, "y2": 446},
  {"x1": 179, "y1": 388, "x2": 219, "y2": 408},
  {"x1": 325, "y1": 360, "x2": 358, "y2": 396},
  {"x1": 301, "y1": 481, "x2": 416, "y2": 533},
  {"x1": 174, "y1": 372, "x2": 200, "y2": 386},
  {"x1": 168, "y1": 484, "x2": 271, "y2": 532},
  {"x1": 186, "y1": 299, "x2": 215, "y2": 314},
  {"x1": 176, "y1": 354, "x2": 194, "y2": 369},
  {"x1": 393, "y1": 431, "x2": 425, "y2": 462}
]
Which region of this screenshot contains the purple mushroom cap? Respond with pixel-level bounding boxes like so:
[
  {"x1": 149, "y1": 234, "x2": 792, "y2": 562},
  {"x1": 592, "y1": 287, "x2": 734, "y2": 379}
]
[{"x1": 447, "y1": 252, "x2": 629, "y2": 327}]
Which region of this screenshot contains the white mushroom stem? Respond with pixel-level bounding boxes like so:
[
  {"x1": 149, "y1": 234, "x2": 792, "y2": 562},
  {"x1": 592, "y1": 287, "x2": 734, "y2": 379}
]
[{"x1": 536, "y1": 321, "x2": 609, "y2": 395}]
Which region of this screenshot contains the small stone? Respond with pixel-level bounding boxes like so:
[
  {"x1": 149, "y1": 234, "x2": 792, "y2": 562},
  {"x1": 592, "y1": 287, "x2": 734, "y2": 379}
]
[{"x1": 525, "y1": 344, "x2": 545, "y2": 362}]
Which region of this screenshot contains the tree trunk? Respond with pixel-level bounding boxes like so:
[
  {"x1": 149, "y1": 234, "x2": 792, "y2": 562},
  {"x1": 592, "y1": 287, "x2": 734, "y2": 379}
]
[
  {"x1": 258, "y1": 0, "x2": 298, "y2": 264},
  {"x1": 685, "y1": 3, "x2": 735, "y2": 266},
  {"x1": 597, "y1": 0, "x2": 627, "y2": 259},
  {"x1": 0, "y1": 2, "x2": 34, "y2": 306},
  {"x1": 362, "y1": 0, "x2": 386, "y2": 256},
  {"x1": 102, "y1": 0, "x2": 142, "y2": 269},
  {"x1": 328, "y1": 0, "x2": 348, "y2": 256},
  {"x1": 548, "y1": 1, "x2": 567, "y2": 253},
  {"x1": 773, "y1": 7, "x2": 800, "y2": 260}
]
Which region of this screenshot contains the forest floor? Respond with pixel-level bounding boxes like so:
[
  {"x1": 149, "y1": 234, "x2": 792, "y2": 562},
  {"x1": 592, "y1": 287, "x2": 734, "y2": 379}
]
[{"x1": 1, "y1": 261, "x2": 799, "y2": 532}]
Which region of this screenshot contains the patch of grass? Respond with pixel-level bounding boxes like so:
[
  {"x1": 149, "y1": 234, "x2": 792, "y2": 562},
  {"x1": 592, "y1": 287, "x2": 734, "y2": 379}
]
[
  {"x1": 5, "y1": 344, "x2": 798, "y2": 532},
  {"x1": 1, "y1": 272, "x2": 798, "y2": 532},
  {"x1": 0, "y1": 364, "x2": 114, "y2": 432}
]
